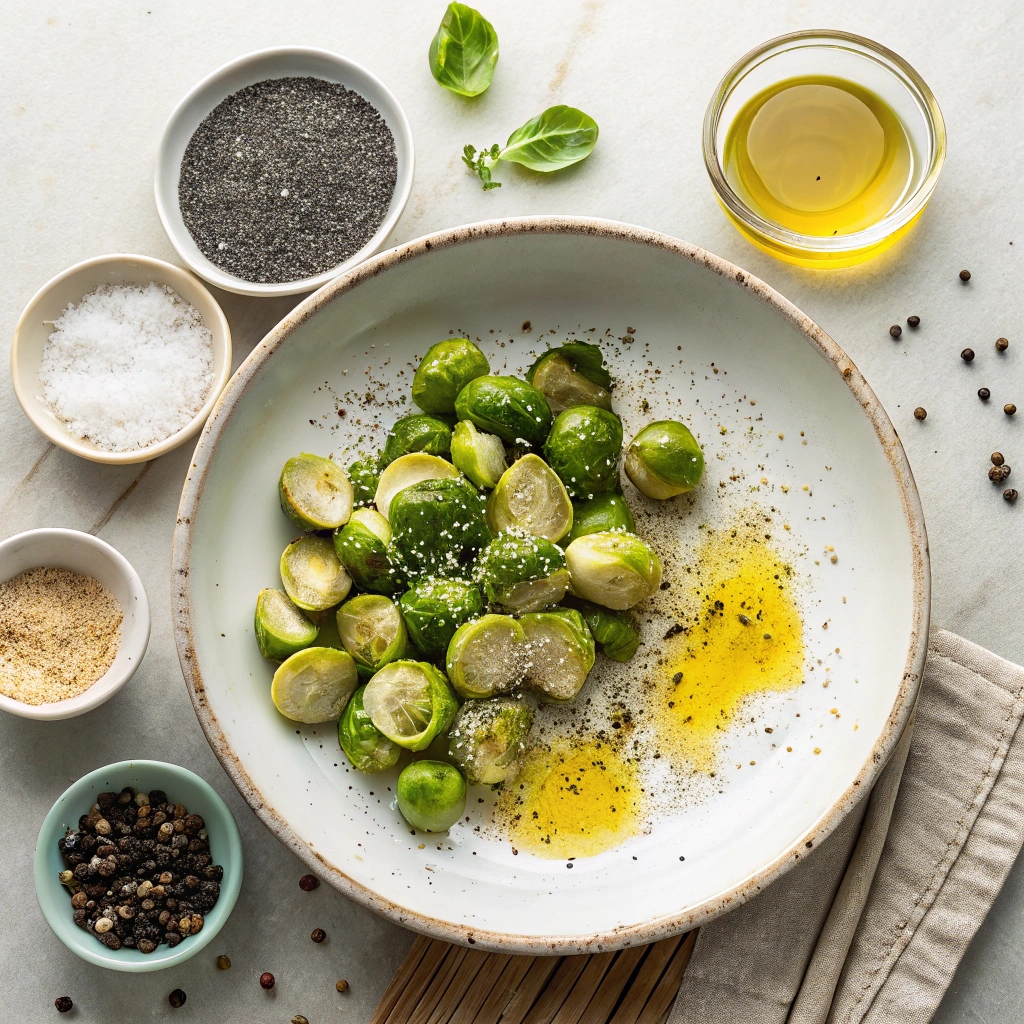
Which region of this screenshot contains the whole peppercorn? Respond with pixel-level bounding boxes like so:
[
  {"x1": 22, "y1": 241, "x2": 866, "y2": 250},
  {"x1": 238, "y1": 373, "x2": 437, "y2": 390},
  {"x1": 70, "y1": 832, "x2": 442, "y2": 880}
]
[
  {"x1": 168, "y1": 989, "x2": 187, "y2": 1009},
  {"x1": 311, "y1": 928, "x2": 327, "y2": 943},
  {"x1": 260, "y1": 972, "x2": 276, "y2": 990},
  {"x1": 979, "y1": 388, "x2": 991, "y2": 401},
  {"x1": 989, "y1": 466, "x2": 1006, "y2": 482},
  {"x1": 996, "y1": 337, "x2": 1009, "y2": 351},
  {"x1": 292, "y1": 1017, "x2": 311, "y2": 1024},
  {"x1": 55, "y1": 996, "x2": 73, "y2": 1013},
  {"x1": 299, "y1": 874, "x2": 320, "y2": 892},
  {"x1": 960, "y1": 269, "x2": 972, "y2": 281},
  {"x1": 216, "y1": 954, "x2": 231, "y2": 970},
  {"x1": 336, "y1": 979, "x2": 350, "y2": 993},
  {"x1": 992, "y1": 452, "x2": 1005, "y2": 466},
  {"x1": 907, "y1": 315, "x2": 921, "y2": 328},
  {"x1": 914, "y1": 407, "x2": 927, "y2": 420},
  {"x1": 961, "y1": 348, "x2": 975, "y2": 362},
  {"x1": 1006, "y1": 404, "x2": 1017, "y2": 416},
  {"x1": 889, "y1": 325, "x2": 902, "y2": 339},
  {"x1": 1004, "y1": 488, "x2": 1018, "y2": 503}
]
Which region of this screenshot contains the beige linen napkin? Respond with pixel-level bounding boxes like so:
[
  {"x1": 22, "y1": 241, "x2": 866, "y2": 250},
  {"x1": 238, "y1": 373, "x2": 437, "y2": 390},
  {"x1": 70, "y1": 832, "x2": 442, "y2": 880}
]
[{"x1": 670, "y1": 628, "x2": 1024, "y2": 1024}]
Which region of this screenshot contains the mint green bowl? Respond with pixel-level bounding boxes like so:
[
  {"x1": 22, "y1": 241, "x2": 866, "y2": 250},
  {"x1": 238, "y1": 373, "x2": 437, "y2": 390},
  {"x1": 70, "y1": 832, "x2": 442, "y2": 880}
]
[{"x1": 35, "y1": 760, "x2": 242, "y2": 972}]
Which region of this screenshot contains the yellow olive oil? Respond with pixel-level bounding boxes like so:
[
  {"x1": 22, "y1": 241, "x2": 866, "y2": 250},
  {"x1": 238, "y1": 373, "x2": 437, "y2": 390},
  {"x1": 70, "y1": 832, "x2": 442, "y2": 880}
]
[{"x1": 723, "y1": 76, "x2": 913, "y2": 237}]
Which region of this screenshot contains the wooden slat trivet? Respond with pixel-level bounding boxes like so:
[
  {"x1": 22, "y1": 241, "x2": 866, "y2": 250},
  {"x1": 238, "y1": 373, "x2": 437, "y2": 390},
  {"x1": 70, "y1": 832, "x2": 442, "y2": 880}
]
[{"x1": 371, "y1": 931, "x2": 698, "y2": 1024}]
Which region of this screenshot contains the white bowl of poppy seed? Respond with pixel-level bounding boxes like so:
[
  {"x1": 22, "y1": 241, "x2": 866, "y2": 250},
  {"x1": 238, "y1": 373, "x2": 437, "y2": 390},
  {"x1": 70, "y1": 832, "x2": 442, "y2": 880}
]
[
  {"x1": 155, "y1": 46, "x2": 415, "y2": 298},
  {"x1": 0, "y1": 529, "x2": 150, "y2": 721}
]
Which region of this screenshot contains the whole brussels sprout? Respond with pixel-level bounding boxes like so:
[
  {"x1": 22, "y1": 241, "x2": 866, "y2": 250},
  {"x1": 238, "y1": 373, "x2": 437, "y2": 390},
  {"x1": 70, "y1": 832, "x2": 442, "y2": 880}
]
[
  {"x1": 338, "y1": 684, "x2": 401, "y2": 773},
  {"x1": 389, "y1": 478, "x2": 490, "y2": 578},
  {"x1": 449, "y1": 697, "x2": 534, "y2": 785},
  {"x1": 625, "y1": 420, "x2": 704, "y2": 499},
  {"x1": 568, "y1": 493, "x2": 635, "y2": 543},
  {"x1": 475, "y1": 531, "x2": 570, "y2": 613},
  {"x1": 363, "y1": 660, "x2": 459, "y2": 751},
  {"x1": 374, "y1": 452, "x2": 460, "y2": 521},
  {"x1": 526, "y1": 341, "x2": 612, "y2": 414},
  {"x1": 569, "y1": 598, "x2": 641, "y2": 662},
  {"x1": 336, "y1": 594, "x2": 407, "y2": 673},
  {"x1": 279, "y1": 453, "x2": 354, "y2": 531},
  {"x1": 381, "y1": 414, "x2": 453, "y2": 467},
  {"x1": 487, "y1": 454, "x2": 573, "y2": 543},
  {"x1": 254, "y1": 588, "x2": 319, "y2": 661},
  {"x1": 564, "y1": 531, "x2": 662, "y2": 610},
  {"x1": 399, "y1": 578, "x2": 485, "y2": 660},
  {"x1": 347, "y1": 455, "x2": 381, "y2": 507},
  {"x1": 521, "y1": 609, "x2": 595, "y2": 702},
  {"x1": 446, "y1": 614, "x2": 526, "y2": 699},
  {"x1": 450, "y1": 420, "x2": 508, "y2": 489},
  {"x1": 543, "y1": 406, "x2": 623, "y2": 500},
  {"x1": 334, "y1": 508, "x2": 402, "y2": 595},
  {"x1": 454, "y1": 375, "x2": 553, "y2": 447},
  {"x1": 412, "y1": 338, "x2": 490, "y2": 415},
  {"x1": 397, "y1": 760, "x2": 467, "y2": 832}
]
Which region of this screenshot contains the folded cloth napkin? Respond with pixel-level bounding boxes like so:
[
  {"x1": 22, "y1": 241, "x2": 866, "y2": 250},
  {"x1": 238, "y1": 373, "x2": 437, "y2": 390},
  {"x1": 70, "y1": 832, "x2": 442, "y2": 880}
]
[{"x1": 670, "y1": 628, "x2": 1024, "y2": 1024}]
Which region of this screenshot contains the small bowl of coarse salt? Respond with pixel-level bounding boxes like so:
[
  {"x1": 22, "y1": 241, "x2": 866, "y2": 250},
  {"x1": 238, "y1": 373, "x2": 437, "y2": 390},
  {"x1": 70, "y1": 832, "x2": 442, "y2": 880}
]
[
  {"x1": 12, "y1": 254, "x2": 232, "y2": 465},
  {"x1": 0, "y1": 529, "x2": 150, "y2": 721}
]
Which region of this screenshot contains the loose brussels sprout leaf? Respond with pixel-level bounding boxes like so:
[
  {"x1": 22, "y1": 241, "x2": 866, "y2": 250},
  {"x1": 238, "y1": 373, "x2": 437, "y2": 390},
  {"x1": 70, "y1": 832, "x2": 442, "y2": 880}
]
[
  {"x1": 399, "y1": 578, "x2": 485, "y2": 660},
  {"x1": 280, "y1": 535, "x2": 353, "y2": 611},
  {"x1": 487, "y1": 454, "x2": 573, "y2": 542},
  {"x1": 397, "y1": 760, "x2": 467, "y2": 832},
  {"x1": 569, "y1": 598, "x2": 641, "y2": 662},
  {"x1": 543, "y1": 406, "x2": 623, "y2": 500},
  {"x1": 450, "y1": 420, "x2": 508, "y2": 489},
  {"x1": 348, "y1": 456, "x2": 381, "y2": 507},
  {"x1": 521, "y1": 609, "x2": 596, "y2": 702},
  {"x1": 454, "y1": 375, "x2": 552, "y2": 447},
  {"x1": 363, "y1": 660, "x2": 459, "y2": 751},
  {"x1": 374, "y1": 452, "x2": 461, "y2": 520},
  {"x1": 389, "y1": 478, "x2": 490, "y2": 578},
  {"x1": 446, "y1": 613, "x2": 525, "y2": 699},
  {"x1": 526, "y1": 342, "x2": 613, "y2": 414},
  {"x1": 475, "y1": 531, "x2": 570, "y2": 613},
  {"x1": 568, "y1": 493, "x2": 635, "y2": 543},
  {"x1": 449, "y1": 696, "x2": 533, "y2": 785},
  {"x1": 336, "y1": 594, "x2": 407, "y2": 672},
  {"x1": 412, "y1": 338, "x2": 490, "y2": 416},
  {"x1": 254, "y1": 588, "x2": 320, "y2": 661},
  {"x1": 428, "y1": 3, "x2": 499, "y2": 98},
  {"x1": 564, "y1": 531, "x2": 662, "y2": 610},
  {"x1": 338, "y1": 685, "x2": 401, "y2": 773},
  {"x1": 271, "y1": 647, "x2": 358, "y2": 723},
  {"x1": 334, "y1": 508, "x2": 402, "y2": 595},
  {"x1": 381, "y1": 414, "x2": 453, "y2": 468},
  {"x1": 500, "y1": 106, "x2": 599, "y2": 173},
  {"x1": 279, "y1": 453, "x2": 353, "y2": 531},
  {"x1": 625, "y1": 420, "x2": 704, "y2": 499}
]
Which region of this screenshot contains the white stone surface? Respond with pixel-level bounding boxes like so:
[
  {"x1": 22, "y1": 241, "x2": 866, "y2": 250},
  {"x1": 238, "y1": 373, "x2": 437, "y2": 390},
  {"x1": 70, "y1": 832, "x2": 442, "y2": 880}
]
[{"x1": 0, "y1": 1, "x2": 1020, "y2": 1020}]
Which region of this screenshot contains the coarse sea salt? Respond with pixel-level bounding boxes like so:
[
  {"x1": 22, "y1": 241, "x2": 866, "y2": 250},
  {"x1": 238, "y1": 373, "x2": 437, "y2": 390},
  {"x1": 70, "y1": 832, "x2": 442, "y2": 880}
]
[{"x1": 38, "y1": 282, "x2": 214, "y2": 452}]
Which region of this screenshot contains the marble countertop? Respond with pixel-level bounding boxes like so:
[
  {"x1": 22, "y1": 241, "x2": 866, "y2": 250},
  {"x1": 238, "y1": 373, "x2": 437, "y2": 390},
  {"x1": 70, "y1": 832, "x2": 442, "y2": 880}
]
[{"x1": 2, "y1": 0, "x2": 1021, "y2": 1019}]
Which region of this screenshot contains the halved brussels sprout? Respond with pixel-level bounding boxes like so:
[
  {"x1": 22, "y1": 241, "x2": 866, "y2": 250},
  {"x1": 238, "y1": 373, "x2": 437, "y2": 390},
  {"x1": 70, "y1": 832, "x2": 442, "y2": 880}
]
[
  {"x1": 446, "y1": 614, "x2": 526, "y2": 699},
  {"x1": 570, "y1": 599, "x2": 642, "y2": 662},
  {"x1": 475, "y1": 531, "x2": 570, "y2": 613},
  {"x1": 397, "y1": 760, "x2": 467, "y2": 832},
  {"x1": 348, "y1": 456, "x2": 381, "y2": 507},
  {"x1": 362, "y1": 660, "x2": 459, "y2": 751},
  {"x1": 564, "y1": 531, "x2": 662, "y2": 610},
  {"x1": 521, "y1": 609, "x2": 596, "y2": 702},
  {"x1": 399, "y1": 578, "x2": 485, "y2": 660},
  {"x1": 568, "y1": 493, "x2": 635, "y2": 543},
  {"x1": 280, "y1": 535, "x2": 353, "y2": 611},
  {"x1": 338, "y1": 684, "x2": 402, "y2": 773},
  {"x1": 454, "y1": 376, "x2": 553, "y2": 447},
  {"x1": 389, "y1": 478, "x2": 490, "y2": 578},
  {"x1": 334, "y1": 508, "x2": 401, "y2": 595},
  {"x1": 413, "y1": 338, "x2": 491, "y2": 416},
  {"x1": 450, "y1": 420, "x2": 508, "y2": 489},
  {"x1": 254, "y1": 588, "x2": 320, "y2": 661},
  {"x1": 449, "y1": 696, "x2": 534, "y2": 785},
  {"x1": 374, "y1": 452, "x2": 460, "y2": 521},
  {"x1": 625, "y1": 420, "x2": 704, "y2": 499},
  {"x1": 381, "y1": 414, "x2": 453, "y2": 467},
  {"x1": 487, "y1": 454, "x2": 573, "y2": 543},
  {"x1": 543, "y1": 406, "x2": 623, "y2": 500},
  {"x1": 271, "y1": 647, "x2": 359, "y2": 723},
  {"x1": 526, "y1": 342, "x2": 613, "y2": 414},
  {"x1": 279, "y1": 453, "x2": 354, "y2": 531},
  {"x1": 336, "y1": 595, "x2": 407, "y2": 672}
]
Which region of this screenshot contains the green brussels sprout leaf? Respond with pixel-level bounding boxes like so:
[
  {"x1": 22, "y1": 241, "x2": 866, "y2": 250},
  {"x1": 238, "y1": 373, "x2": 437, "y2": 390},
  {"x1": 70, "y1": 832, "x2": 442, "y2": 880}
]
[
  {"x1": 428, "y1": 3, "x2": 499, "y2": 98},
  {"x1": 569, "y1": 598, "x2": 641, "y2": 662},
  {"x1": 450, "y1": 420, "x2": 508, "y2": 489}
]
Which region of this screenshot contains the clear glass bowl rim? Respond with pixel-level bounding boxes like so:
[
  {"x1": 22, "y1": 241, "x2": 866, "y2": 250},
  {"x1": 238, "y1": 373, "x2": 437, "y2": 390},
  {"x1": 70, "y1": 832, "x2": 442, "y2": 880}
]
[{"x1": 702, "y1": 29, "x2": 947, "y2": 253}]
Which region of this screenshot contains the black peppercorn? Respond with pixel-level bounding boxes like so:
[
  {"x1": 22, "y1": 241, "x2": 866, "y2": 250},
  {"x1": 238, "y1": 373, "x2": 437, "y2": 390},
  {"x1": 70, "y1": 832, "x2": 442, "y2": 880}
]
[
  {"x1": 914, "y1": 407, "x2": 927, "y2": 420},
  {"x1": 996, "y1": 337, "x2": 1009, "y2": 351},
  {"x1": 961, "y1": 348, "x2": 975, "y2": 362},
  {"x1": 260, "y1": 972, "x2": 276, "y2": 990},
  {"x1": 989, "y1": 466, "x2": 1006, "y2": 482},
  {"x1": 311, "y1": 928, "x2": 327, "y2": 943},
  {"x1": 889, "y1": 324, "x2": 902, "y2": 338},
  {"x1": 1006, "y1": 404, "x2": 1017, "y2": 416},
  {"x1": 960, "y1": 269, "x2": 971, "y2": 281},
  {"x1": 299, "y1": 874, "x2": 320, "y2": 891},
  {"x1": 1004, "y1": 488, "x2": 1018, "y2": 503},
  {"x1": 979, "y1": 388, "x2": 991, "y2": 401},
  {"x1": 216, "y1": 954, "x2": 231, "y2": 970},
  {"x1": 55, "y1": 997, "x2": 73, "y2": 1013},
  {"x1": 907, "y1": 315, "x2": 921, "y2": 328},
  {"x1": 168, "y1": 989, "x2": 186, "y2": 1008},
  {"x1": 992, "y1": 452, "x2": 1005, "y2": 466},
  {"x1": 336, "y1": 979, "x2": 350, "y2": 993}
]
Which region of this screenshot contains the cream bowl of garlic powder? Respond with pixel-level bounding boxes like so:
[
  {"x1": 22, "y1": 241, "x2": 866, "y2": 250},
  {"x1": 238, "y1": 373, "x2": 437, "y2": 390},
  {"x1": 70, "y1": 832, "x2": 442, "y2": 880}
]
[{"x1": 12, "y1": 254, "x2": 231, "y2": 465}]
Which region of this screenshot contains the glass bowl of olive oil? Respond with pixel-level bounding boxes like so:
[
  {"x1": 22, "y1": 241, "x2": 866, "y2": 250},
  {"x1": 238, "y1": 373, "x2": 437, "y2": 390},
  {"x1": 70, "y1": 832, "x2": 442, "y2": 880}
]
[{"x1": 703, "y1": 30, "x2": 945, "y2": 268}]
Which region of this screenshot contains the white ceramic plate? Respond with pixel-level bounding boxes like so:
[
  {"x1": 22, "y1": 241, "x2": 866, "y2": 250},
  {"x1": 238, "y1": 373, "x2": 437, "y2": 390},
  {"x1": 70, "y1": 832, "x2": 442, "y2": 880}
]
[{"x1": 172, "y1": 219, "x2": 929, "y2": 953}]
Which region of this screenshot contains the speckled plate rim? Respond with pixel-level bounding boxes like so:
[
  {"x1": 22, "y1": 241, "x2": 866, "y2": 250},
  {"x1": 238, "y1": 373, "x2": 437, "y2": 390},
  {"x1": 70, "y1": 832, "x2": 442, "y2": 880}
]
[{"x1": 171, "y1": 216, "x2": 930, "y2": 954}]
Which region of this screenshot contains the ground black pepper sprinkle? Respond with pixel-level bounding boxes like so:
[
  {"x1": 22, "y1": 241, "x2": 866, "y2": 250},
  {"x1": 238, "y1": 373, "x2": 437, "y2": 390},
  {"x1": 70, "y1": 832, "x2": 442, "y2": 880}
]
[
  {"x1": 914, "y1": 407, "x2": 927, "y2": 420},
  {"x1": 961, "y1": 348, "x2": 975, "y2": 362},
  {"x1": 996, "y1": 337, "x2": 1009, "y2": 351},
  {"x1": 907, "y1": 315, "x2": 921, "y2": 328},
  {"x1": 55, "y1": 997, "x2": 73, "y2": 1013},
  {"x1": 960, "y1": 269, "x2": 972, "y2": 281},
  {"x1": 979, "y1": 387, "x2": 991, "y2": 401},
  {"x1": 889, "y1": 325, "x2": 902, "y2": 338},
  {"x1": 178, "y1": 77, "x2": 397, "y2": 284}
]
